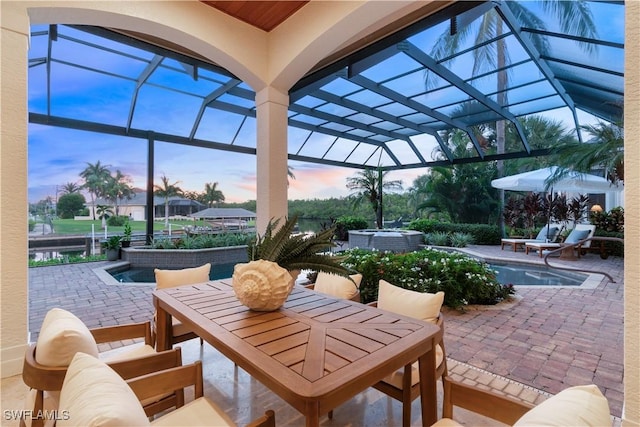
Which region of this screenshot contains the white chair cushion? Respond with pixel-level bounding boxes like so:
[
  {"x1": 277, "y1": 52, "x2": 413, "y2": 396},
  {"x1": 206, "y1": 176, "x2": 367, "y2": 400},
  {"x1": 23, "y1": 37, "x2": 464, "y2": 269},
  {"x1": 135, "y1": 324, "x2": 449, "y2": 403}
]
[
  {"x1": 381, "y1": 344, "x2": 444, "y2": 388},
  {"x1": 313, "y1": 272, "x2": 362, "y2": 300},
  {"x1": 513, "y1": 384, "x2": 610, "y2": 426},
  {"x1": 35, "y1": 308, "x2": 99, "y2": 367},
  {"x1": 431, "y1": 419, "x2": 463, "y2": 427},
  {"x1": 57, "y1": 352, "x2": 151, "y2": 426},
  {"x1": 100, "y1": 343, "x2": 156, "y2": 363},
  {"x1": 150, "y1": 397, "x2": 236, "y2": 426},
  {"x1": 154, "y1": 263, "x2": 211, "y2": 289},
  {"x1": 377, "y1": 279, "x2": 444, "y2": 324}
]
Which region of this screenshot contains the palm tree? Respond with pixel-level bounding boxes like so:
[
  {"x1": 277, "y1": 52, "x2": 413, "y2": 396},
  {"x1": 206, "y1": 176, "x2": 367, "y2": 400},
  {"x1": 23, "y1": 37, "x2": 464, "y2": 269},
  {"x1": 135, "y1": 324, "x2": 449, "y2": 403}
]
[
  {"x1": 103, "y1": 170, "x2": 134, "y2": 216},
  {"x1": 79, "y1": 161, "x2": 111, "y2": 220},
  {"x1": 346, "y1": 168, "x2": 402, "y2": 229},
  {"x1": 154, "y1": 175, "x2": 182, "y2": 227},
  {"x1": 203, "y1": 182, "x2": 225, "y2": 208},
  {"x1": 549, "y1": 119, "x2": 624, "y2": 185},
  {"x1": 287, "y1": 165, "x2": 296, "y2": 187},
  {"x1": 96, "y1": 204, "x2": 114, "y2": 229},
  {"x1": 427, "y1": 1, "x2": 597, "y2": 235},
  {"x1": 60, "y1": 182, "x2": 81, "y2": 194}
]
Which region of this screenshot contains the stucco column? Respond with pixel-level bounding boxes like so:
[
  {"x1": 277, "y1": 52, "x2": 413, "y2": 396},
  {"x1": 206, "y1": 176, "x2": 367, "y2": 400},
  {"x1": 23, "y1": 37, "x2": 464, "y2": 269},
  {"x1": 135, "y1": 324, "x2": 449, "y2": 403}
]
[
  {"x1": 254, "y1": 87, "x2": 289, "y2": 233},
  {"x1": 1, "y1": 2, "x2": 30, "y2": 376},
  {"x1": 624, "y1": 2, "x2": 639, "y2": 426}
]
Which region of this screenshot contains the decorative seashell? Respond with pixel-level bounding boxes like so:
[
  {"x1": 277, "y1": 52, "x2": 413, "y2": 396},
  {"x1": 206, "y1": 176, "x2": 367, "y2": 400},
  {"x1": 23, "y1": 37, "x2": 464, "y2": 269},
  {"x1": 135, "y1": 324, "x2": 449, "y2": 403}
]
[{"x1": 232, "y1": 260, "x2": 294, "y2": 311}]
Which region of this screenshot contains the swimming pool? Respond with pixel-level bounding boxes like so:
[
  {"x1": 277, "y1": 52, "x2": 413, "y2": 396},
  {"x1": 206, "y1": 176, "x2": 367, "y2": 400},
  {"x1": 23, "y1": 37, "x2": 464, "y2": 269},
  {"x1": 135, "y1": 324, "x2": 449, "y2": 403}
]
[
  {"x1": 489, "y1": 262, "x2": 588, "y2": 287},
  {"x1": 108, "y1": 263, "x2": 236, "y2": 283}
]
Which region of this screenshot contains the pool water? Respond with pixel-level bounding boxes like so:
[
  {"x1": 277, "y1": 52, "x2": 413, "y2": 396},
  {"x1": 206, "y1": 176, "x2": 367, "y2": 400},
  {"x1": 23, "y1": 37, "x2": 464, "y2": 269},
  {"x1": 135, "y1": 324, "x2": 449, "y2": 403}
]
[
  {"x1": 490, "y1": 263, "x2": 587, "y2": 286},
  {"x1": 109, "y1": 263, "x2": 236, "y2": 283}
]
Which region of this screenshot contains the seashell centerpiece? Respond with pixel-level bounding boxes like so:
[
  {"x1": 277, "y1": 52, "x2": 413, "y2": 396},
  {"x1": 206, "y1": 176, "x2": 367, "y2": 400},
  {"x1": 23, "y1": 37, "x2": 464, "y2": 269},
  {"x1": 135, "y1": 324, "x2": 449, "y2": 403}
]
[{"x1": 232, "y1": 259, "x2": 295, "y2": 311}]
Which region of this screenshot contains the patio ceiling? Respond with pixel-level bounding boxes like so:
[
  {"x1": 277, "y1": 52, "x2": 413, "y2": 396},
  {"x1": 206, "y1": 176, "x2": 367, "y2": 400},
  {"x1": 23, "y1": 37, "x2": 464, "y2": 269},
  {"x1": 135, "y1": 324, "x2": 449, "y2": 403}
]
[{"x1": 28, "y1": 1, "x2": 624, "y2": 171}]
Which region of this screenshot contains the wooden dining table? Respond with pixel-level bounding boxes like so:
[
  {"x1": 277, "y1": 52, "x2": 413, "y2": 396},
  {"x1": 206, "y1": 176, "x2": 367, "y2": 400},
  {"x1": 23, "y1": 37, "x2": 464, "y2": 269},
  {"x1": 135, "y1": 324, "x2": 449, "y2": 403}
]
[{"x1": 153, "y1": 280, "x2": 440, "y2": 427}]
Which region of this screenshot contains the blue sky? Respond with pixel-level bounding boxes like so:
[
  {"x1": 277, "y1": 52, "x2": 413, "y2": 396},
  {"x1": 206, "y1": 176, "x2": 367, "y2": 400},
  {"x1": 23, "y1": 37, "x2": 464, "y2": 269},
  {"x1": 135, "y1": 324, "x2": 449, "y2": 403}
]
[{"x1": 27, "y1": 2, "x2": 621, "y2": 204}]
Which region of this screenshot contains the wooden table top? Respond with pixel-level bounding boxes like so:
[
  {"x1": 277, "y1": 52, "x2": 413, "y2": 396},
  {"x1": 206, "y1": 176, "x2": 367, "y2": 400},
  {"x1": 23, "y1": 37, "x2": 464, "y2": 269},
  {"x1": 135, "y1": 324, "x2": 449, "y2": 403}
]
[{"x1": 153, "y1": 280, "x2": 439, "y2": 424}]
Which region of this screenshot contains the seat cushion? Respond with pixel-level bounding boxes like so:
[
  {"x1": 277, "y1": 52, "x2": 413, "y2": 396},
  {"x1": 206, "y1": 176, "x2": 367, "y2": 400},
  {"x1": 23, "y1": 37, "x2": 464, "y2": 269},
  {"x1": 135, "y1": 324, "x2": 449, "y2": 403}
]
[
  {"x1": 377, "y1": 279, "x2": 444, "y2": 324},
  {"x1": 535, "y1": 226, "x2": 558, "y2": 241},
  {"x1": 100, "y1": 343, "x2": 156, "y2": 363},
  {"x1": 150, "y1": 397, "x2": 236, "y2": 426},
  {"x1": 35, "y1": 308, "x2": 99, "y2": 367},
  {"x1": 57, "y1": 352, "x2": 151, "y2": 426},
  {"x1": 564, "y1": 229, "x2": 591, "y2": 244},
  {"x1": 154, "y1": 263, "x2": 211, "y2": 289},
  {"x1": 513, "y1": 384, "x2": 610, "y2": 427},
  {"x1": 381, "y1": 344, "x2": 444, "y2": 388},
  {"x1": 313, "y1": 272, "x2": 362, "y2": 300}
]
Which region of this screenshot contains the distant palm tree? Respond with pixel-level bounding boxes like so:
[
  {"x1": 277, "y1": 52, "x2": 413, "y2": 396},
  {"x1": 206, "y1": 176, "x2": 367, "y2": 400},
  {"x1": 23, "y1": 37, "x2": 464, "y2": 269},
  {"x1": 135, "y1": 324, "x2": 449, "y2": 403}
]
[
  {"x1": 154, "y1": 175, "x2": 182, "y2": 227},
  {"x1": 79, "y1": 161, "x2": 111, "y2": 220},
  {"x1": 104, "y1": 170, "x2": 134, "y2": 216},
  {"x1": 346, "y1": 168, "x2": 402, "y2": 228},
  {"x1": 61, "y1": 182, "x2": 81, "y2": 194},
  {"x1": 203, "y1": 182, "x2": 225, "y2": 207},
  {"x1": 96, "y1": 204, "x2": 114, "y2": 229}
]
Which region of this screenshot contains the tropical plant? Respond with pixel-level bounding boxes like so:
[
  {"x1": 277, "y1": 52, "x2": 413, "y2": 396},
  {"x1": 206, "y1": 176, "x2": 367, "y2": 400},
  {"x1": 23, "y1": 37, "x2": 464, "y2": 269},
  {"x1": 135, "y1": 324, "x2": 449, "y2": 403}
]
[
  {"x1": 79, "y1": 161, "x2": 111, "y2": 220},
  {"x1": 103, "y1": 169, "x2": 134, "y2": 216},
  {"x1": 154, "y1": 175, "x2": 183, "y2": 227},
  {"x1": 247, "y1": 214, "x2": 350, "y2": 277},
  {"x1": 102, "y1": 235, "x2": 122, "y2": 250},
  {"x1": 549, "y1": 119, "x2": 624, "y2": 186},
  {"x1": 60, "y1": 182, "x2": 82, "y2": 194},
  {"x1": 203, "y1": 182, "x2": 225, "y2": 208},
  {"x1": 427, "y1": 1, "x2": 598, "y2": 233},
  {"x1": 96, "y1": 204, "x2": 114, "y2": 229},
  {"x1": 346, "y1": 168, "x2": 402, "y2": 229},
  {"x1": 122, "y1": 222, "x2": 132, "y2": 242},
  {"x1": 340, "y1": 248, "x2": 514, "y2": 308}
]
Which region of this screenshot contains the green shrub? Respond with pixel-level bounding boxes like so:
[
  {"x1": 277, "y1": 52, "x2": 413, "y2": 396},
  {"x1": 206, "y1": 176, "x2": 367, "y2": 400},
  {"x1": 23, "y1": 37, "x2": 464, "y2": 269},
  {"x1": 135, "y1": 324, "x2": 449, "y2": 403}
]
[
  {"x1": 150, "y1": 233, "x2": 255, "y2": 250},
  {"x1": 425, "y1": 231, "x2": 449, "y2": 246},
  {"x1": 334, "y1": 216, "x2": 370, "y2": 240},
  {"x1": 407, "y1": 220, "x2": 500, "y2": 244},
  {"x1": 107, "y1": 215, "x2": 128, "y2": 227},
  {"x1": 449, "y1": 232, "x2": 474, "y2": 247},
  {"x1": 592, "y1": 229, "x2": 624, "y2": 257},
  {"x1": 340, "y1": 248, "x2": 514, "y2": 309}
]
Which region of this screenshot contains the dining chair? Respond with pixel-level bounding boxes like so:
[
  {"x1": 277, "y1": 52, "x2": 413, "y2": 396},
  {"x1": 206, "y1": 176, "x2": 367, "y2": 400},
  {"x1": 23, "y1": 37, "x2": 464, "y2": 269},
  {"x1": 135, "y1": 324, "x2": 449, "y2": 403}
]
[
  {"x1": 304, "y1": 272, "x2": 363, "y2": 302},
  {"x1": 433, "y1": 376, "x2": 610, "y2": 427},
  {"x1": 21, "y1": 308, "x2": 183, "y2": 427},
  {"x1": 371, "y1": 279, "x2": 447, "y2": 427},
  {"x1": 56, "y1": 351, "x2": 276, "y2": 427},
  {"x1": 154, "y1": 263, "x2": 211, "y2": 347}
]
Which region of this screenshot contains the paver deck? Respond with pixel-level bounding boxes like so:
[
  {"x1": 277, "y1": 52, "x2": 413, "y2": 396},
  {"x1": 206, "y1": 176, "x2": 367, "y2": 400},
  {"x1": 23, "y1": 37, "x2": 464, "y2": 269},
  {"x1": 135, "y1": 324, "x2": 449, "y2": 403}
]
[{"x1": 15, "y1": 243, "x2": 624, "y2": 423}]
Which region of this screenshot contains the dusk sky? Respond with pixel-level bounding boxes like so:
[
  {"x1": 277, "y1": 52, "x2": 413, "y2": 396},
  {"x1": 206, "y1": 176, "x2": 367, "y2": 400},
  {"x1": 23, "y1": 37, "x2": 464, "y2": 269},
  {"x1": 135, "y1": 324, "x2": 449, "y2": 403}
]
[{"x1": 27, "y1": 2, "x2": 616, "y2": 205}]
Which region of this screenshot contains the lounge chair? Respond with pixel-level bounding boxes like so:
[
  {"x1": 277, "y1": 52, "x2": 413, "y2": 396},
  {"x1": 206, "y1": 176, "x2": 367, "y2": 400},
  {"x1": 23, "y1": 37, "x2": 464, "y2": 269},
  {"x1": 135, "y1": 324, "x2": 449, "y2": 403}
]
[
  {"x1": 501, "y1": 224, "x2": 562, "y2": 252},
  {"x1": 525, "y1": 224, "x2": 596, "y2": 258}
]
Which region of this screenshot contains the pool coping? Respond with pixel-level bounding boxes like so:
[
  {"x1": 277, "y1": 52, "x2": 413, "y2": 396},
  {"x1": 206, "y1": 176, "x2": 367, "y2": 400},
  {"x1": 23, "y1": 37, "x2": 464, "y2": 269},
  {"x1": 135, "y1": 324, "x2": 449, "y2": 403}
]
[
  {"x1": 93, "y1": 261, "x2": 156, "y2": 287},
  {"x1": 456, "y1": 247, "x2": 604, "y2": 289}
]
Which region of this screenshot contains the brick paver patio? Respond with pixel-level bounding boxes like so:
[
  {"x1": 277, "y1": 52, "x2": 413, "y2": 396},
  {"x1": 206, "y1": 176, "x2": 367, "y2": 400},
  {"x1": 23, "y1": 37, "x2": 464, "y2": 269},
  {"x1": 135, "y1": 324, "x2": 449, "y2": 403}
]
[{"x1": 26, "y1": 244, "x2": 624, "y2": 418}]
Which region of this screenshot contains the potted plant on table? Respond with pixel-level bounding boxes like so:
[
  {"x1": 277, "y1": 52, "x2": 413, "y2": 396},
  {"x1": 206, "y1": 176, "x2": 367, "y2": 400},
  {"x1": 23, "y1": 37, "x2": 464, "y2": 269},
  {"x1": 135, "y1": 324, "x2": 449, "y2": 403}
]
[
  {"x1": 121, "y1": 222, "x2": 132, "y2": 248},
  {"x1": 233, "y1": 213, "x2": 351, "y2": 311},
  {"x1": 103, "y1": 235, "x2": 122, "y2": 261}
]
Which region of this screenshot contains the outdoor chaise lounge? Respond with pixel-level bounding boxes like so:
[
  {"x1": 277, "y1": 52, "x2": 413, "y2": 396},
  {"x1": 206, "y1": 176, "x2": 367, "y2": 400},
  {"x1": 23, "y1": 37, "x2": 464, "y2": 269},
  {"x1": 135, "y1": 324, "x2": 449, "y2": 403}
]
[
  {"x1": 525, "y1": 224, "x2": 596, "y2": 258},
  {"x1": 501, "y1": 224, "x2": 562, "y2": 252}
]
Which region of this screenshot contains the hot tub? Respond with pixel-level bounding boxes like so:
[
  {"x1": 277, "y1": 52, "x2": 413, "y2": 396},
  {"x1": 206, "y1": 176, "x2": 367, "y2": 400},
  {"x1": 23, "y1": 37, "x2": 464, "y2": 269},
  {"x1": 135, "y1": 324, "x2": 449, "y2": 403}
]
[{"x1": 347, "y1": 229, "x2": 424, "y2": 253}]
